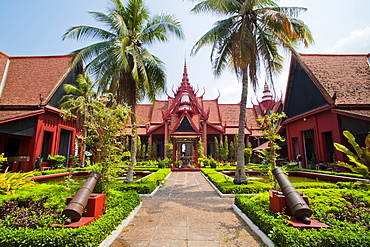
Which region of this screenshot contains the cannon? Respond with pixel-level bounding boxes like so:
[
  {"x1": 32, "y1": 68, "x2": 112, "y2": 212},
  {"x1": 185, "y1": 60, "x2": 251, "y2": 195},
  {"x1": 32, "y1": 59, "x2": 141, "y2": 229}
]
[
  {"x1": 63, "y1": 171, "x2": 100, "y2": 224},
  {"x1": 272, "y1": 167, "x2": 313, "y2": 224}
]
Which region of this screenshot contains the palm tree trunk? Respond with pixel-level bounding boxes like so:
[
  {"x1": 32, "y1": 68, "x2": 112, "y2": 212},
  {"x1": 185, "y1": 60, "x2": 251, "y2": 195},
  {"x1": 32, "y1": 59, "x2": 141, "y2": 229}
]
[
  {"x1": 234, "y1": 70, "x2": 248, "y2": 184},
  {"x1": 125, "y1": 109, "x2": 137, "y2": 183}
]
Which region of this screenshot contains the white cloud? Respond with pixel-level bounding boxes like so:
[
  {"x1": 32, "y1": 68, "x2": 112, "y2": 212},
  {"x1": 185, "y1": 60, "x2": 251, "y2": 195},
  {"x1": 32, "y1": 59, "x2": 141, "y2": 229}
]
[{"x1": 324, "y1": 26, "x2": 370, "y2": 54}]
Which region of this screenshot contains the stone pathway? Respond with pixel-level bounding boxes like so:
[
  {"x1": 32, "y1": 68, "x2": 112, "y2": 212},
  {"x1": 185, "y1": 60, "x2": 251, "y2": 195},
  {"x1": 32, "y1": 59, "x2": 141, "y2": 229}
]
[{"x1": 110, "y1": 172, "x2": 265, "y2": 247}]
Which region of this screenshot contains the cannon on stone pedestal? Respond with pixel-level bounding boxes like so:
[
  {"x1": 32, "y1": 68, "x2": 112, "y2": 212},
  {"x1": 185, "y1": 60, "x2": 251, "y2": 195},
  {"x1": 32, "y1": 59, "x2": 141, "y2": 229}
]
[
  {"x1": 272, "y1": 167, "x2": 313, "y2": 224},
  {"x1": 63, "y1": 171, "x2": 100, "y2": 224}
]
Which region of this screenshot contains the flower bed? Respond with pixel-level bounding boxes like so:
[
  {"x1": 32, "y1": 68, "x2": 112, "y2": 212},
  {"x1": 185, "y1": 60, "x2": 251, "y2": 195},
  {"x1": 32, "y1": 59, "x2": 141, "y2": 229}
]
[{"x1": 235, "y1": 188, "x2": 370, "y2": 246}]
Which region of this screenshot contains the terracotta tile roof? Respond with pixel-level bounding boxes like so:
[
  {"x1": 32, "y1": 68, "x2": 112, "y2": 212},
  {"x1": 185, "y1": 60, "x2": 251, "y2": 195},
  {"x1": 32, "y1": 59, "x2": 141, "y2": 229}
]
[
  {"x1": 136, "y1": 104, "x2": 152, "y2": 125},
  {"x1": 203, "y1": 100, "x2": 221, "y2": 123},
  {"x1": 0, "y1": 109, "x2": 44, "y2": 123},
  {"x1": 218, "y1": 104, "x2": 240, "y2": 126},
  {"x1": 246, "y1": 108, "x2": 259, "y2": 129},
  {"x1": 0, "y1": 54, "x2": 72, "y2": 106},
  {"x1": 299, "y1": 54, "x2": 370, "y2": 105},
  {"x1": 151, "y1": 101, "x2": 168, "y2": 123}
]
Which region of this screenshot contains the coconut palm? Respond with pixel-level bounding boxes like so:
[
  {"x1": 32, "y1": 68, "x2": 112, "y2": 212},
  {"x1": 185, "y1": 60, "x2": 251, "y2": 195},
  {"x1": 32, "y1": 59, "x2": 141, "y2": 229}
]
[
  {"x1": 60, "y1": 74, "x2": 98, "y2": 167},
  {"x1": 190, "y1": 0, "x2": 313, "y2": 184},
  {"x1": 62, "y1": 0, "x2": 184, "y2": 182}
]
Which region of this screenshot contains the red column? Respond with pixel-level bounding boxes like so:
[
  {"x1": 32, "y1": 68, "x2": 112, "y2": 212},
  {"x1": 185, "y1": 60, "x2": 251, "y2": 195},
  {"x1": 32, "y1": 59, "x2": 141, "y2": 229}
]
[
  {"x1": 202, "y1": 121, "x2": 207, "y2": 156},
  {"x1": 195, "y1": 137, "x2": 199, "y2": 168},
  {"x1": 164, "y1": 121, "x2": 168, "y2": 158}
]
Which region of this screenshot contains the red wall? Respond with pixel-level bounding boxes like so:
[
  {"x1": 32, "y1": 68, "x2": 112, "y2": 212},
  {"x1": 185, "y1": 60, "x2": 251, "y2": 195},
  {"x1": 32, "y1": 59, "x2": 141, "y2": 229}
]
[
  {"x1": 1, "y1": 110, "x2": 79, "y2": 172},
  {"x1": 285, "y1": 109, "x2": 346, "y2": 168}
]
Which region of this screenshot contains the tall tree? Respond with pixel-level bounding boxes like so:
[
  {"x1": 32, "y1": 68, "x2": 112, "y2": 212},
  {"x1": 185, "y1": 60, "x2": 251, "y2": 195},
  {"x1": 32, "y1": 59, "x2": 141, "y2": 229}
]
[
  {"x1": 191, "y1": 0, "x2": 312, "y2": 184},
  {"x1": 63, "y1": 0, "x2": 184, "y2": 182},
  {"x1": 60, "y1": 74, "x2": 98, "y2": 167}
]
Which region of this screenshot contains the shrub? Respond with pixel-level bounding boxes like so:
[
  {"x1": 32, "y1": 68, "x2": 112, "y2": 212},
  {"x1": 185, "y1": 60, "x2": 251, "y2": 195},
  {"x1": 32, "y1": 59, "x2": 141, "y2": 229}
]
[
  {"x1": 0, "y1": 189, "x2": 140, "y2": 246},
  {"x1": 0, "y1": 169, "x2": 36, "y2": 195},
  {"x1": 111, "y1": 169, "x2": 170, "y2": 194},
  {"x1": 235, "y1": 190, "x2": 370, "y2": 246}
]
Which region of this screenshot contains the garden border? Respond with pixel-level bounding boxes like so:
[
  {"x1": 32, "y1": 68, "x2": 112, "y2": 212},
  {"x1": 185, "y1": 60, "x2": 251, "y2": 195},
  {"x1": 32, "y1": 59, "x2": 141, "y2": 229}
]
[
  {"x1": 99, "y1": 202, "x2": 142, "y2": 247},
  {"x1": 201, "y1": 171, "x2": 235, "y2": 198},
  {"x1": 232, "y1": 204, "x2": 275, "y2": 247},
  {"x1": 139, "y1": 171, "x2": 172, "y2": 197}
]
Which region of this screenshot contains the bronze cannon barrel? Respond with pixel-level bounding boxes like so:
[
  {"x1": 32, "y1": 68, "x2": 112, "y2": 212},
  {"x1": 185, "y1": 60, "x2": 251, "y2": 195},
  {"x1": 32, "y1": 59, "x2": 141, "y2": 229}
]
[
  {"x1": 63, "y1": 171, "x2": 100, "y2": 224},
  {"x1": 272, "y1": 167, "x2": 313, "y2": 224}
]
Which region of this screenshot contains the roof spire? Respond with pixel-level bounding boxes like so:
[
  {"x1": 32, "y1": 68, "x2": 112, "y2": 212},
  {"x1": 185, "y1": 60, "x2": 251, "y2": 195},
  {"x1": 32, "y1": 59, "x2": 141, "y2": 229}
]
[
  {"x1": 182, "y1": 58, "x2": 189, "y2": 86},
  {"x1": 262, "y1": 81, "x2": 273, "y2": 101}
]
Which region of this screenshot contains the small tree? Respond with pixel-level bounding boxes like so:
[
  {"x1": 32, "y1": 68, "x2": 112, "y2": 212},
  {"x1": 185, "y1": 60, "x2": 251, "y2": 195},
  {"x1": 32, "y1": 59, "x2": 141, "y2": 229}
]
[
  {"x1": 224, "y1": 136, "x2": 229, "y2": 161},
  {"x1": 165, "y1": 138, "x2": 173, "y2": 160},
  {"x1": 257, "y1": 112, "x2": 286, "y2": 188},
  {"x1": 198, "y1": 137, "x2": 206, "y2": 167},
  {"x1": 86, "y1": 96, "x2": 130, "y2": 191},
  {"x1": 214, "y1": 137, "x2": 220, "y2": 161},
  {"x1": 334, "y1": 131, "x2": 370, "y2": 179},
  {"x1": 124, "y1": 136, "x2": 130, "y2": 151},
  {"x1": 229, "y1": 141, "x2": 235, "y2": 161},
  {"x1": 244, "y1": 142, "x2": 253, "y2": 165},
  {"x1": 137, "y1": 136, "x2": 142, "y2": 160},
  {"x1": 142, "y1": 144, "x2": 147, "y2": 160}
]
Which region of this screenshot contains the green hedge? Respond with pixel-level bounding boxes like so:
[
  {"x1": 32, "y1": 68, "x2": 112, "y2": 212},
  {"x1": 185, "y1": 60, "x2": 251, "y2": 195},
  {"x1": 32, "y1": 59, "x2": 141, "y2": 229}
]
[
  {"x1": 111, "y1": 169, "x2": 171, "y2": 194},
  {"x1": 31, "y1": 167, "x2": 93, "y2": 177},
  {"x1": 202, "y1": 169, "x2": 339, "y2": 194},
  {"x1": 287, "y1": 167, "x2": 366, "y2": 179},
  {"x1": 0, "y1": 187, "x2": 140, "y2": 246},
  {"x1": 235, "y1": 189, "x2": 370, "y2": 246}
]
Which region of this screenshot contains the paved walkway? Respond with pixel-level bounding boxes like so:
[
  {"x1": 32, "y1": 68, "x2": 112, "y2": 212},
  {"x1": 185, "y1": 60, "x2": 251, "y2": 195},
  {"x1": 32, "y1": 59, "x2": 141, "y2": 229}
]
[{"x1": 110, "y1": 172, "x2": 265, "y2": 247}]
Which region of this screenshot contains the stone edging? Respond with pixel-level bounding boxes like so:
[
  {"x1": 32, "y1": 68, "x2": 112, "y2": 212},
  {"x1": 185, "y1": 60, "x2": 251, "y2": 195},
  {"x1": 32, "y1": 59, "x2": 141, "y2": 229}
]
[
  {"x1": 232, "y1": 204, "x2": 275, "y2": 247},
  {"x1": 140, "y1": 171, "x2": 172, "y2": 197},
  {"x1": 200, "y1": 171, "x2": 235, "y2": 198},
  {"x1": 99, "y1": 202, "x2": 143, "y2": 247}
]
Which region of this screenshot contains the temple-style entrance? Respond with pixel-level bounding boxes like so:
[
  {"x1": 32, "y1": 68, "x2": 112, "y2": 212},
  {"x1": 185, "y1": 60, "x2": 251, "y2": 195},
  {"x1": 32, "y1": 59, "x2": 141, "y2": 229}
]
[{"x1": 173, "y1": 137, "x2": 199, "y2": 168}]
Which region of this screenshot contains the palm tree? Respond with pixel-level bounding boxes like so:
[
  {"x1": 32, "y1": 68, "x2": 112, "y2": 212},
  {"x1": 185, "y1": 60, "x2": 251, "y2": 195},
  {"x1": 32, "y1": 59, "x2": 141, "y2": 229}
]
[
  {"x1": 62, "y1": 0, "x2": 184, "y2": 182},
  {"x1": 190, "y1": 0, "x2": 313, "y2": 184},
  {"x1": 60, "y1": 74, "x2": 98, "y2": 167}
]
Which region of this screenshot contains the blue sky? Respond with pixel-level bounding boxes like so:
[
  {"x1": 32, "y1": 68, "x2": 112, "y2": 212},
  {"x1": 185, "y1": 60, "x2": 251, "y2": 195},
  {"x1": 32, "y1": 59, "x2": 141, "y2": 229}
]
[{"x1": 1, "y1": 0, "x2": 369, "y2": 105}]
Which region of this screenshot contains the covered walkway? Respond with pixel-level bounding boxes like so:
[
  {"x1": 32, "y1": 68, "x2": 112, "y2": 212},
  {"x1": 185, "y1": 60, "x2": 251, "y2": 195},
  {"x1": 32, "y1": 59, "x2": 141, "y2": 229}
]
[{"x1": 110, "y1": 172, "x2": 265, "y2": 247}]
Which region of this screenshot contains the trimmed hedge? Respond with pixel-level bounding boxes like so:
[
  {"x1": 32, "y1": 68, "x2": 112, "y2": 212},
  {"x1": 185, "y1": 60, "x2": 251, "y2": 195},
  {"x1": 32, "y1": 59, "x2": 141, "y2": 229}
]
[
  {"x1": 111, "y1": 168, "x2": 171, "y2": 194},
  {"x1": 0, "y1": 187, "x2": 140, "y2": 246},
  {"x1": 235, "y1": 188, "x2": 370, "y2": 246},
  {"x1": 287, "y1": 167, "x2": 367, "y2": 179},
  {"x1": 202, "y1": 168, "x2": 340, "y2": 194}
]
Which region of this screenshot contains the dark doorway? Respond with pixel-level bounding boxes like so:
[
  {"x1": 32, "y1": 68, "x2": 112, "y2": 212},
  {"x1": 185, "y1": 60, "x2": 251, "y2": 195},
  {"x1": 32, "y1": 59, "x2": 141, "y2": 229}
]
[
  {"x1": 58, "y1": 129, "x2": 72, "y2": 167},
  {"x1": 41, "y1": 131, "x2": 53, "y2": 161},
  {"x1": 303, "y1": 129, "x2": 316, "y2": 169},
  {"x1": 4, "y1": 136, "x2": 21, "y2": 156},
  {"x1": 323, "y1": 131, "x2": 334, "y2": 163}
]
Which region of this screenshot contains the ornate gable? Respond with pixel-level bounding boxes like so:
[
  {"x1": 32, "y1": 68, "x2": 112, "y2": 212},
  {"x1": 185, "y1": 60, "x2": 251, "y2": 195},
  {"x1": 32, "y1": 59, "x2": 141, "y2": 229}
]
[{"x1": 163, "y1": 62, "x2": 208, "y2": 135}]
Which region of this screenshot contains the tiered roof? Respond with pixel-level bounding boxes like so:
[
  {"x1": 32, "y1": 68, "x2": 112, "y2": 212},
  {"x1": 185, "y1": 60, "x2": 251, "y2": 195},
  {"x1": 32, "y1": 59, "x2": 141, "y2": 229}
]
[{"x1": 135, "y1": 63, "x2": 282, "y2": 137}]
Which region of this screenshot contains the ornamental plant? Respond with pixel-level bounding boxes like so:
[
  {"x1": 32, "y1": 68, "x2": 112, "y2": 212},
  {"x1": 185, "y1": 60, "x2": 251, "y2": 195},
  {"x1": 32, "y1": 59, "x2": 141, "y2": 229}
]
[
  {"x1": 48, "y1": 154, "x2": 66, "y2": 169},
  {"x1": 257, "y1": 112, "x2": 287, "y2": 188},
  {"x1": 334, "y1": 130, "x2": 370, "y2": 179},
  {"x1": 0, "y1": 153, "x2": 6, "y2": 164},
  {"x1": 0, "y1": 168, "x2": 36, "y2": 195}
]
